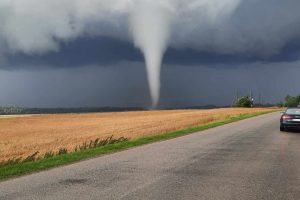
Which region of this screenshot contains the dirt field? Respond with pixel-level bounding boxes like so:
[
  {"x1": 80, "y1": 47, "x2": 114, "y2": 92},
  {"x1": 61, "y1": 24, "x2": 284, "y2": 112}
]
[{"x1": 0, "y1": 108, "x2": 279, "y2": 162}]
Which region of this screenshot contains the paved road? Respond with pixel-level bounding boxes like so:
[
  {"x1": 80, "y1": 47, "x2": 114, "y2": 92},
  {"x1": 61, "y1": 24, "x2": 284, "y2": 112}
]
[{"x1": 1, "y1": 112, "x2": 300, "y2": 200}]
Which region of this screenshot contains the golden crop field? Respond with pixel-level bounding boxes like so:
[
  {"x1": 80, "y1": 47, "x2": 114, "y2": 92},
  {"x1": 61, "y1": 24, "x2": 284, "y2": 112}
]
[{"x1": 0, "y1": 108, "x2": 279, "y2": 162}]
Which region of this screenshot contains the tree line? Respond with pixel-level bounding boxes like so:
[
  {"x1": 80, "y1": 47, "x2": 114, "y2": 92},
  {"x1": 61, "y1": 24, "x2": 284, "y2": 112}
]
[
  {"x1": 0, "y1": 107, "x2": 145, "y2": 115},
  {"x1": 235, "y1": 94, "x2": 300, "y2": 108},
  {"x1": 280, "y1": 94, "x2": 300, "y2": 107}
]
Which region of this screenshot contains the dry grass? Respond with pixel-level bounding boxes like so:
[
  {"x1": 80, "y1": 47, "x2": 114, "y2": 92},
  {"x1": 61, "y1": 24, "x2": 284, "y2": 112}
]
[
  {"x1": 0, "y1": 115, "x2": 31, "y2": 119},
  {"x1": 0, "y1": 108, "x2": 278, "y2": 161}
]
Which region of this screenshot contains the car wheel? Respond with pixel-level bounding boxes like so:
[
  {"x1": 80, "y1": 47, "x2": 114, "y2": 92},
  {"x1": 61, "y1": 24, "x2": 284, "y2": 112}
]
[{"x1": 280, "y1": 125, "x2": 285, "y2": 132}]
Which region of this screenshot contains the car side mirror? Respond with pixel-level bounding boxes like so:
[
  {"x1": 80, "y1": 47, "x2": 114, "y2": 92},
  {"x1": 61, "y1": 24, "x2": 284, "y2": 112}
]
[{"x1": 280, "y1": 112, "x2": 285, "y2": 114}]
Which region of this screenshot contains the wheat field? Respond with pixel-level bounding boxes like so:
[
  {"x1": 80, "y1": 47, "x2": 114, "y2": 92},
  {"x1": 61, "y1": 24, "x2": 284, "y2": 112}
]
[{"x1": 0, "y1": 108, "x2": 278, "y2": 162}]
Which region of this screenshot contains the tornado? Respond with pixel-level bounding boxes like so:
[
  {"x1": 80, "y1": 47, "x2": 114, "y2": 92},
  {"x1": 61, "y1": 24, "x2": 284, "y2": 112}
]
[{"x1": 129, "y1": 0, "x2": 173, "y2": 108}]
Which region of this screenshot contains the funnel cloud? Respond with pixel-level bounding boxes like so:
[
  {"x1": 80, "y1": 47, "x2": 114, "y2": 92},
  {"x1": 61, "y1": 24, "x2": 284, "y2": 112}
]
[{"x1": 129, "y1": 1, "x2": 173, "y2": 107}]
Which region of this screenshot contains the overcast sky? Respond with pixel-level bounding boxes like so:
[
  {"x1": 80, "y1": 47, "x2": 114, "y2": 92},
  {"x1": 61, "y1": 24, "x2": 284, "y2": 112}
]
[{"x1": 0, "y1": 0, "x2": 300, "y2": 108}]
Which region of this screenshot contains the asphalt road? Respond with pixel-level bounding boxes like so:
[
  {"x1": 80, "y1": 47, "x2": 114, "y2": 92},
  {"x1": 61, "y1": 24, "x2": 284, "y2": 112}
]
[{"x1": 1, "y1": 112, "x2": 300, "y2": 200}]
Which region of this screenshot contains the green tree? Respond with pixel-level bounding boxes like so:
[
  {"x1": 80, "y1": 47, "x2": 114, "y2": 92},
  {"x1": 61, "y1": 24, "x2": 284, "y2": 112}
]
[
  {"x1": 297, "y1": 94, "x2": 300, "y2": 104},
  {"x1": 284, "y1": 95, "x2": 299, "y2": 107},
  {"x1": 235, "y1": 96, "x2": 252, "y2": 108},
  {"x1": 276, "y1": 101, "x2": 284, "y2": 107}
]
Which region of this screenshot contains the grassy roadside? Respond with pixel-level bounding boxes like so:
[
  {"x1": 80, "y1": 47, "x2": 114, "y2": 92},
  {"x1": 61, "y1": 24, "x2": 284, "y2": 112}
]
[{"x1": 0, "y1": 110, "x2": 279, "y2": 181}]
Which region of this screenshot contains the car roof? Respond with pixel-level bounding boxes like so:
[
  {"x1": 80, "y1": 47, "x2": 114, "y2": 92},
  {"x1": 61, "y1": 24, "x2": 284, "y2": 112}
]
[
  {"x1": 285, "y1": 108, "x2": 300, "y2": 113},
  {"x1": 286, "y1": 107, "x2": 300, "y2": 112}
]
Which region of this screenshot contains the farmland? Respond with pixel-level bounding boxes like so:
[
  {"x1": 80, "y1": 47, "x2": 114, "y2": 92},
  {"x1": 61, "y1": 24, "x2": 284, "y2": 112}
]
[{"x1": 0, "y1": 108, "x2": 279, "y2": 162}]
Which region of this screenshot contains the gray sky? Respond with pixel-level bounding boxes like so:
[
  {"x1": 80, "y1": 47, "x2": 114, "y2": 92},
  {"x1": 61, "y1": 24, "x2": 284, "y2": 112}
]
[
  {"x1": 0, "y1": 0, "x2": 300, "y2": 108},
  {"x1": 1, "y1": 60, "x2": 299, "y2": 108}
]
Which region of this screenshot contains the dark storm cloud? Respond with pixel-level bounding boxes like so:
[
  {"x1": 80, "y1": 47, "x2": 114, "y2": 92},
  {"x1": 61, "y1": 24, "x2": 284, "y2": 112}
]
[
  {"x1": 4, "y1": 36, "x2": 300, "y2": 70},
  {"x1": 0, "y1": 62, "x2": 151, "y2": 107},
  {"x1": 1, "y1": 61, "x2": 300, "y2": 108},
  {"x1": 172, "y1": 0, "x2": 300, "y2": 57},
  {"x1": 5, "y1": 37, "x2": 143, "y2": 69},
  {"x1": 161, "y1": 61, "x2": 300, "y2": 107}
]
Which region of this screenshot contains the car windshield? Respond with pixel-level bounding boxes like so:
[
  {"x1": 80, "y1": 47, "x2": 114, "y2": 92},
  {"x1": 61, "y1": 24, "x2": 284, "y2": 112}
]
[{"x1": 286, "y1": 108, "x2": 300, "y2": 115}]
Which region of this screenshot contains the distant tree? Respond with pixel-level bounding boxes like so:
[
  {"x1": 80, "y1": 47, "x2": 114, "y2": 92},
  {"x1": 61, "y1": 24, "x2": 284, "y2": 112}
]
[
  {"x1": 284, "y1": 95, "x2": 299, "y2": 107},
  {"x1": 276, "y1": 101, "x2": 284, "y2": 108},
  {"x1": 297, "y1": 94, "x2": 300, "y2": 104},
  {"x1": 235, "y1": 96, "x2": 252, "y2": 108}
]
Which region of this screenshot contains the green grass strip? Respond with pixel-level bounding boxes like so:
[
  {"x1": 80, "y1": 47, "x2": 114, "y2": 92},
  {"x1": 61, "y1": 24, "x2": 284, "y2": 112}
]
[{"x1": 0, "y1": 110, "x2": 279, "y2": 180}]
